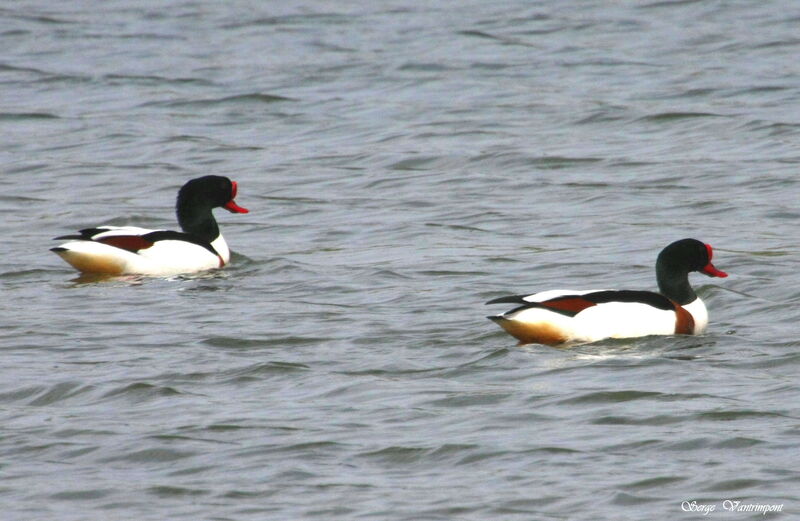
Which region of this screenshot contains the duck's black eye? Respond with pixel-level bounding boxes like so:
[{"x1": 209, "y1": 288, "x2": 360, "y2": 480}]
[
  {"x1": 222, "y1": 179, "x2": 233, "y2": 200},
  {"x1": 696, "y1": 241, "x2": 711, "y2": 270}
]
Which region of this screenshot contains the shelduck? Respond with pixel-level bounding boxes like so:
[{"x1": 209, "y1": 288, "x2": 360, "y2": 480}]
[
  {"x1": 51, "y1": 175, "x2": 248, "y2": 276},
  {"x1": 486, "y1": 238, "x2": 727, "y2": 346}
]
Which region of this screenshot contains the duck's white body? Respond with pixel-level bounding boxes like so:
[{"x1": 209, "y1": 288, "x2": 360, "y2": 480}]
[
  {"x1": 53, "y1": 226, "x2": 230, "y2": 276},
  {"x1": 487, "y1": 239, "x2": 726, "y2": 346},
  {"x1": 493, "y1": 288, "x2": 709, "y2": 346},
  {"x1": 51, "y1": 176, "x2": 247, "y2": 277}
]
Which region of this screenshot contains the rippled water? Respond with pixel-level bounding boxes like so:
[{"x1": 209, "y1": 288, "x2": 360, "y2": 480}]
[{"x1": 2, "y1": 1, "x2": 800, "y2": 519}]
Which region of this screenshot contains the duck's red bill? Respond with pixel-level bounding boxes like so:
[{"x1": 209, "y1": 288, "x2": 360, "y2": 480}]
[
  {"x1": 224, "y1": 181, "x2": 249, "y2": 213},
  {"x1": 701, "y1": 263, "x2": 727, "y2": 278},
  {"x1": 702, "y1": 243, "x2": 727, "y2": 277},
  {"x1": 224, "y1": 200, "x2": 249, "y2": 213}
]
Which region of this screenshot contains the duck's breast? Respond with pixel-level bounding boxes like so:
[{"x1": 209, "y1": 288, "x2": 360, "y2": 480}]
[{"x1": 682, "y1": 298, "x2": 708, "y2": 334}]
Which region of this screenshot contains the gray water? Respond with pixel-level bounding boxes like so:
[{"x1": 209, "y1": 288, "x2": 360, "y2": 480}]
[{"x1": 2, "y1": 1, "x2": 799, "y2": 520}]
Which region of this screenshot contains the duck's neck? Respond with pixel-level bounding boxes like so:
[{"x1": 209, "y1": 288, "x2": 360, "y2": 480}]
[
  {"x1": 177, "y1": 204, "x2": 220, "y2": 243},
  {"x1": 656, "y1": 259, "x2": 696, "y2": 305}
]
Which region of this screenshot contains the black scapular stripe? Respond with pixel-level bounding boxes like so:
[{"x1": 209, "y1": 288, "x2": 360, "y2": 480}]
[
  {"x1": 53, "y1": 227, "x2": 111, "y2": 241},
  {"x1": 580, "y1": 290, "x2": 674, "y2": 310},
  {"x1": 495, "y1": 289, "x2": 675, "y2": 318},
  {"x1": 142, "y1": 230, "x2": 219, "y2": 257},
  {"x1": 485, "y1": 295, "x2": 529, "y2": 305},
  {"x1": 54, "y1": 227, "x2": 219, "y2": 257}
]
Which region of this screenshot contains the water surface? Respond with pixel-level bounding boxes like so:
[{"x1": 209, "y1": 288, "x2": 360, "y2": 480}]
[{"x1": 2, "y1": 1, "x2": 799, "y2": 519}]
